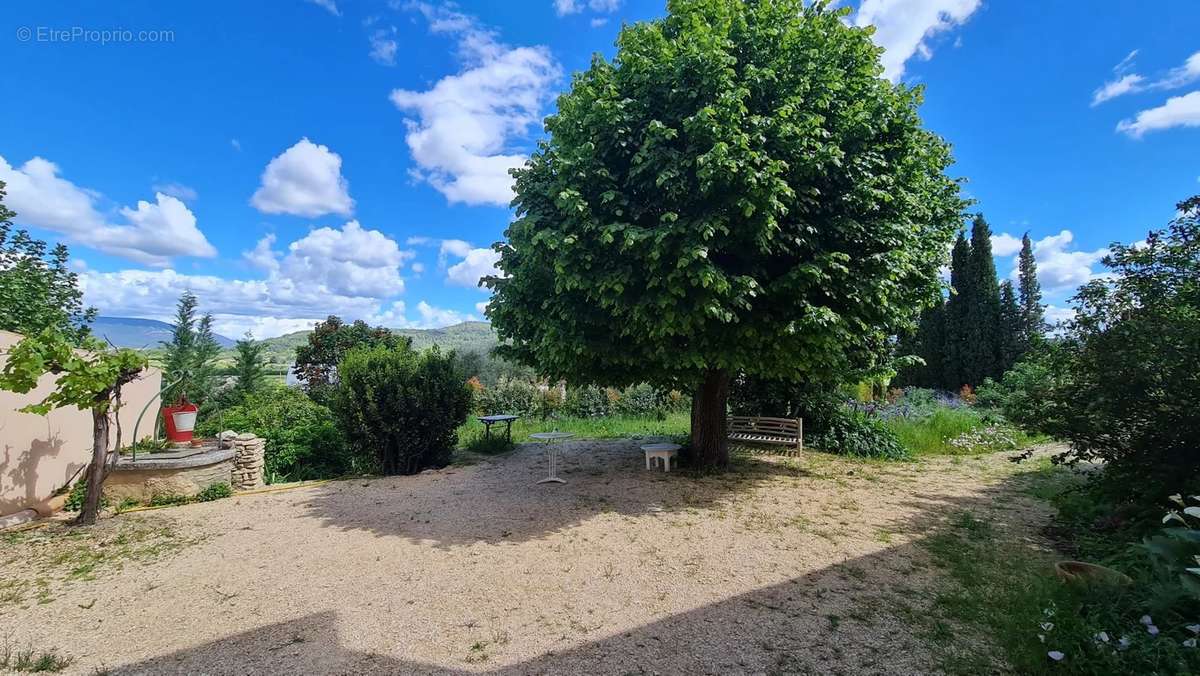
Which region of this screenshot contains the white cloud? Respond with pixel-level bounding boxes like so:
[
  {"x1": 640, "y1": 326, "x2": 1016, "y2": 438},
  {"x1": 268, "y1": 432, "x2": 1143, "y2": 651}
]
[
  {"x1": 590, "y1": 17, "x2": 609, "y2": 28},
  {"x1": 151, "y1": 182, "x2": 198, "y2": 202},
  {"x1": 446, "y1": 247, "x2": 501, "y2": 289},
  {"x1": 474, "y1": 300, "x2": 489, "y2": 315},
  {"x1": 1117, "y1": 91, "x2": 1200, "y2": 138},
  {"x1": 994, "y1": 229, "x2": 1108, "y2": 294},
  {"x1": 990, "y1": 233, "x2": 1022, "y2": 257},
  {"x1": 309, "y1": 0, "x2": 340, "y2": 16},
  {"x1": 368, "y1": 26, "x2": 399, "y2": 65},
  {"x1": 250, "y1": 138, "x2": 354, "y2": 217},
  {"x1": 439, "y1": 238, "x2": 473, "y2": 263},
  {"x1": 368, "y1": 300, "x2": 477, "y2": 329},
  {"x1": 554, "y1": 0, "x2": 620, "y2": 16},
  {"x1": 1044, "y1": 304, "x2": 1075, "y2": 327},
  {"x1": 1093, "y1": 49, "x2": 1200, "y2": 106},
  {"x1": 414, "y1": 300, "x2": 475, "y2": 327},
  {"x1": 411, "y1": 262, "x2": 425, "y2": 275},
  {"x1": 81, "y1": 220, "x2": 419, "y2": 339},
  {"x1": 231, "y1": 139, "x2": 242, "y2": 152},
  {"x1": 853, "y1": 0, "x2": 981, "y2": 82},
  {"x1": 391, "y1": 5, "x2": 560, "y2": 206},
  {"x1": 242, "y1": 234, "x2": 279, "y2": 272},
  {"x1": 1092, "y1": 74, "x2": 1146, "y2": 107},
  {"x1": 0, "y1": 155, "x2": 216, "y2": 266}
]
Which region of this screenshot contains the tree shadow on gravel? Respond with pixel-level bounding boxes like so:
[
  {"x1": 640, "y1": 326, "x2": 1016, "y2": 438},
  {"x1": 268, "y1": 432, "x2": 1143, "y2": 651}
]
[
  {"x1": 112, "y1": 466, "x2": 1056, "y2": 675},
  {"x1": 301, "y1": 439, "x2": 815, "y2": 547}
]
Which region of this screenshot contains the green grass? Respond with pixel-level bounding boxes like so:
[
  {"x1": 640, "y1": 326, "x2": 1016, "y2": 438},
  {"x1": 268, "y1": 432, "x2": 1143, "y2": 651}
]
[
  {"x1": 456, "y1": 411, "x2": 689, "y2": 448},
  {"x1": 916, "y1": 463, "x2": 1200, "y2": 675},
  {"x1": 885, "y1": 407, "x2": 1039, "y2": 456}
]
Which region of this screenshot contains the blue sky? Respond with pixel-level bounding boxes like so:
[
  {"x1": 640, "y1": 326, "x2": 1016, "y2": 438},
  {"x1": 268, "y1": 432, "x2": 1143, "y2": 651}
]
[{"x1": 1, "y1": 0, "x2": 1197, "y2": 338}]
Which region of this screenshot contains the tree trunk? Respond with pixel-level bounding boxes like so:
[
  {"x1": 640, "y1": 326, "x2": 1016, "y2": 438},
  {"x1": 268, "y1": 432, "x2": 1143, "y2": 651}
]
[
  {"x1": 690, "y1": 369, "x2": 730, "y2": 469},
  {"x1": 77, "y1": 407, "x2": 110, "y2": 526}
]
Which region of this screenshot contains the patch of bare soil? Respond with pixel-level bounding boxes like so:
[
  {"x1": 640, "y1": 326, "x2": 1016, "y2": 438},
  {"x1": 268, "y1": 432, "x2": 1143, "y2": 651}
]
[{"x1": 0, "y1": 442, "x2": 1060, "y2": 675}]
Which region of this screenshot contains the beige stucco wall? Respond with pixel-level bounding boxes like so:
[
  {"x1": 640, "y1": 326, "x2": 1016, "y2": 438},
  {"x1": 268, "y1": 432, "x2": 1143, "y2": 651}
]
[{"x1": 0, "y1": 330, "x2": 162, "y2": 516}]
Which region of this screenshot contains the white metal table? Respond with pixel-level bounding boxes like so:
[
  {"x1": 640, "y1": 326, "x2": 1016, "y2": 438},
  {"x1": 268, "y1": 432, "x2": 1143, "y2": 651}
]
[{"x1": 529, "y1": 432, "x2": 574, "y2": 485}]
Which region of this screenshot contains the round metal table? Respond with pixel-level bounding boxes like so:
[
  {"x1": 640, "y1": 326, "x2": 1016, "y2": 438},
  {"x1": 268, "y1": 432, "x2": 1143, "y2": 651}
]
[{"x1": 529, "y1": 432, "x2": 574, "y2": 485}]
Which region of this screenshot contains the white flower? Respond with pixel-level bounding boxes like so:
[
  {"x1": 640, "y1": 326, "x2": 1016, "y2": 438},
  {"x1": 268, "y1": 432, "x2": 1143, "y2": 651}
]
[
  {"x1": 1048, "y1": 651, "x2": 1065, "y2": 661},
  {"x1": 1164, "y1": 511, "x2": 1186, "y2": 525},
  {"x1": 1094, "y1": 631, "x2": 1110, "y2": 643},
  {"x1": 1170, "y1": 494, "x2": 1185, "y2": 506},
  {"x1": 1117, "y1": 636, "x2": 1131, "y2": 651},
  {"x1": 1043, "y1": 606, "x2": 1056, "y2": 617},
  {"x1": 1186, "y1": 624, "x2": 1200, "y2": 635},
  {"x1": 1038, "y1": 633, "x2": 1046, "y2": 643},
  {"x1": 1184, "y1": 638, "x2": 1198, "y2": 648},
  {"x1": 1148, "y1": 625, "x2": 1160, "y2": 636},
  {"x1": 1040, "y1": 622, "x2": 1055, "y2": 632},
  {"x1": 1141, "y1": 615, "x2": 1154, "y2": 625}
]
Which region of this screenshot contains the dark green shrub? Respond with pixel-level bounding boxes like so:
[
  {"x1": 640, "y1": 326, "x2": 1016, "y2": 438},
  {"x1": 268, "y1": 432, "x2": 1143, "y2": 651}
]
[
  {"x1": 196, "y1": 482, "x2": 233, "y2": 502},
  {"x1": 196, "y1": 384, "x2": 355, "y2": 482},
  {"x1": 563, "y1": 385, "x2": 611, "y2": 418},
  {"x1": 614, "y1": 383, "x2": 663, "y2": 416},
  {"x1": 812, "y1": 408, "x2": 907, "y2": 459},
  {"x1": 1001, "y1": 197, "x2": 1200, "y2": 498},
  {"x1": 477, "y1": 377, "x2": 539, "y2": 416},
  {"x1": 334, "y1": 345, "x2": 471, "y2": 475}
]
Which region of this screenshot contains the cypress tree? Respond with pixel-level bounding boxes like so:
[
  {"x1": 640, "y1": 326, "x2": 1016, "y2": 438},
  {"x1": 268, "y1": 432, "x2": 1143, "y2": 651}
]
[
  {"x1": 963, "y1": 214, "x2": 1002, "y2": 384},
  {"x1": 998, "y1": 280, "x2": 1022, "y2": 373},
  {"x1": 943, "y1": 232, "x2": 972, "y2": 389},
  {"x1": 1017, "y1": 232, "x2": 1044, "y2": 348}
]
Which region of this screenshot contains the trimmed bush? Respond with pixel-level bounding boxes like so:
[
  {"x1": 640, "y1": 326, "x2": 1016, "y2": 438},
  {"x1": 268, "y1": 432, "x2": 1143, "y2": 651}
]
[{"x1": 334, "y1": 345, "x2": 471, "y2": 475}]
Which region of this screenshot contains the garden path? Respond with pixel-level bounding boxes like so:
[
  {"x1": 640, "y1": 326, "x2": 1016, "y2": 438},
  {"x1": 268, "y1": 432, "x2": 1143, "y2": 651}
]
[{"x1": 0, "y1": 441, "x2": 1065, "y2": 675}]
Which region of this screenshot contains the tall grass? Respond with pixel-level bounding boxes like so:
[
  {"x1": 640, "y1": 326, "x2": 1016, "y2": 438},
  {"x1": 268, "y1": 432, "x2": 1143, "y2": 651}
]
[{"x1": 885, "y1": 407, "x2": 986, "y2": 455}]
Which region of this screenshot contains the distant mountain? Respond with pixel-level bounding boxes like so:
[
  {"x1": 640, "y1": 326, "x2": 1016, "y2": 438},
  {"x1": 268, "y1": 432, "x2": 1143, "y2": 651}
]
[
  {"x1": 257, "y1": 321, "x2": 497, "y2": 361},
  {"x1": 91, "y1": 316, "x2": 236, "y2": 349}
]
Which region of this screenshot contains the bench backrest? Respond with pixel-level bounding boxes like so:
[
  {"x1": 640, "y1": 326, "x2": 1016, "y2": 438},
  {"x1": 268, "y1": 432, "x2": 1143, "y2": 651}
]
[{"x1": 728, "y1": 416, "x2": 801, "y2": 437}]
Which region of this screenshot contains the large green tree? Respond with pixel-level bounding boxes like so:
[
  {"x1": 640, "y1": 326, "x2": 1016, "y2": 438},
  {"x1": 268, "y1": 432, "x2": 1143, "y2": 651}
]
[
  {"x1": 0, "y1": 180, "x2": 96, "y2": 343},
  {"x1": 940, "y1": 233, "x2": 972, "y2": 389},
  {"x1": 160, "y1": 291, "x2": 220, "y2": 405},
  {"x1": 293, "y1": 316, "x2": 410, "y2": 404},
  {"x1": 1016, "y1": 232, "x2": 1044, "y2": 347},
  {"x1": 486, "y1": 0, "x2": 964, "y2": 467},
  {"x1": 962, "y1": 214, "x2": 1002, "y2": 384}
]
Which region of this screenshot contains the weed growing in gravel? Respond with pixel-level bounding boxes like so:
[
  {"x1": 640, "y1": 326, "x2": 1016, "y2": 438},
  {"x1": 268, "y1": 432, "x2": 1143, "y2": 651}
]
[{"x1": 0, "y1": 636, "x2": 73, "y2": 673}]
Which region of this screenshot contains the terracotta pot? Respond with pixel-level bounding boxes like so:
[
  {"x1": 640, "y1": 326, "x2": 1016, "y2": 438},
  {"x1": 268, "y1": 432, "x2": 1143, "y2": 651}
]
[{"x1": 1055, "y1": 560, "x2": 1132, "y2": 586}]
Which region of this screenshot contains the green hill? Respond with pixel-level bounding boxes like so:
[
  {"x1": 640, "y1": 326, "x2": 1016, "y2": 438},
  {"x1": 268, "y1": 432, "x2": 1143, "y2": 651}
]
[{"x1": 255, "y1": 321, "x2": 498, "y2": 363}]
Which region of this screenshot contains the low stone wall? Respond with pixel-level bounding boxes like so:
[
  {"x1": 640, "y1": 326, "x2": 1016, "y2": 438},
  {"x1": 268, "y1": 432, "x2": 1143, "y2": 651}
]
[
  {"x1": 105, "y1": 449, "x2": 235, "y2": 503},
  {"x1": 231, "y1": 433, "x2": 266, "y2": 491}
]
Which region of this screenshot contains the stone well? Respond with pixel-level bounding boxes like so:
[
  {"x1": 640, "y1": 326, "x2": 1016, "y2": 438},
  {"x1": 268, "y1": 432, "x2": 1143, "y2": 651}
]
[
  {"x1": 106, "y1": 445, "x2": 235, "y2": 503},
  {"x1": 104, "y1": 432, "x2": 266, "y2": 502}
]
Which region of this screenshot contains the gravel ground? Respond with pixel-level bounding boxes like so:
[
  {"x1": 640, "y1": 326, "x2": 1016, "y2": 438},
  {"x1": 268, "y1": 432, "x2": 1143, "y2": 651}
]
[{"x1": 0, "y1": 441, "x2": 1059, "y2": 675}]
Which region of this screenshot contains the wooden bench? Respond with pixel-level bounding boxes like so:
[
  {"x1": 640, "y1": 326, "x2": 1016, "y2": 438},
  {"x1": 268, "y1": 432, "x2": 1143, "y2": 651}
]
[{"x1": 727, "y1": 416, "x2": 803, "y2": 454}]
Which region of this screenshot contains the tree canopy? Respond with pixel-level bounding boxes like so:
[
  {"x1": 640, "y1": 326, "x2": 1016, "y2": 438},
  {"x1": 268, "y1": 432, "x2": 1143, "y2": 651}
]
[
  {"x1": 293, "y1": 316, "x2": 410, "y2": 403},
  {"x1": 0, "y1": 180, "x2": 96, "y2": 344},
  {"x1": 487, "y1": 0, "x2": 965, "y2": 466}
]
